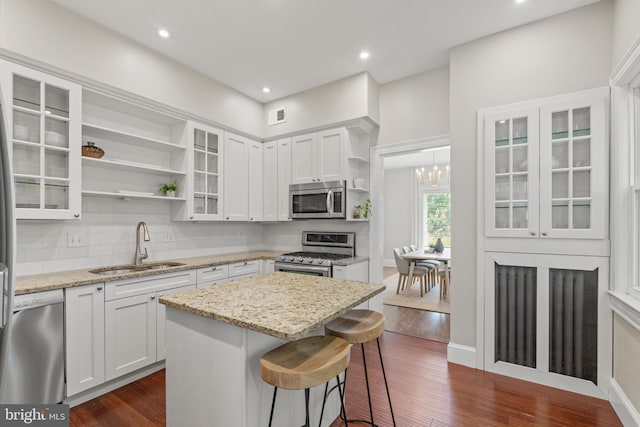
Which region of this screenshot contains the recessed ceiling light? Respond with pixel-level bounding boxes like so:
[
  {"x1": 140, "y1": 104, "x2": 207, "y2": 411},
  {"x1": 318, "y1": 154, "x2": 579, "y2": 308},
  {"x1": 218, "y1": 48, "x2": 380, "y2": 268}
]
[
  {"x1": 515, "y1": 0, "x2": 526, "y2": 3},
  {"x1": 262, "y1": 87, "x2": 271, "y2": 93},
  {"x1": 158, "y1": 28, "x2": 170, "y2": 38},
  {"x1": 359, "y1": 51, "x2": 370, "y2": 60}
]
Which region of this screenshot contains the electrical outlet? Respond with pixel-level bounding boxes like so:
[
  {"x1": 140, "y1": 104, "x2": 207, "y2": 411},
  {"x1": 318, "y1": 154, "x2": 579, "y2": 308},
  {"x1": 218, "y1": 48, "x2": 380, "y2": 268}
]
[
  {"x1": 238, "y1": 230, "x2": 245, "y2": 236},
  {"x1": 67, "y1": 232, "x2": 87, "y2": 248},
  {"x1": 164, "y1": 231, "x2": 175, "y2": 242}
]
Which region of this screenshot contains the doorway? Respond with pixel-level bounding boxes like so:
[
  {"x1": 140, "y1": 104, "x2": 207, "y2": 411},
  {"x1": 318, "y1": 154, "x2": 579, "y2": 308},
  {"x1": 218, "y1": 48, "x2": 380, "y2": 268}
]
[{"x1": 369, "y1": 137, "x2": 451, "y2": 342}]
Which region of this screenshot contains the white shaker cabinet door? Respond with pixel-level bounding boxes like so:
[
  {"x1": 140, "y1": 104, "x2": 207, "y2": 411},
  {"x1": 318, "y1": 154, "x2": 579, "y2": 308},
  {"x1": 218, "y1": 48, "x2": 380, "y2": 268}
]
[
  {"x1": 247, "y1": 139, "x2": 263, "y2": 222},
  {"x1": 262, "y1": 141, "x2": 278, "y2": 222},
  {"x1": 105, "y1": 293, "x2": 157, "y2": 381},
  {"x1": 316, "y1": 128, "x2": 345, "y2": 182},
  {"x1": 291, "y1": 133, "x2": 317, "y2": 184},
  {"x1": 223, "y1": 132, "x2": 249, "y2": 221},
  {"x1": 65, "y1": 283, "x2": 105, "y2": 396},
  {"x1": 156, "y1": 285, "x2": 196, "y2": 361},
  {"x1": 277, "y1": 138, "x2": 292, "y2": 221}
]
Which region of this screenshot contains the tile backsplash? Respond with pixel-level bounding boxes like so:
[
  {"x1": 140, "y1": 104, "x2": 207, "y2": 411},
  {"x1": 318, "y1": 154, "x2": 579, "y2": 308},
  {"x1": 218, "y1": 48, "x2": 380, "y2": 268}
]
[{"x1": 16, "y1": 197, "x2": 369, "y2": 276}]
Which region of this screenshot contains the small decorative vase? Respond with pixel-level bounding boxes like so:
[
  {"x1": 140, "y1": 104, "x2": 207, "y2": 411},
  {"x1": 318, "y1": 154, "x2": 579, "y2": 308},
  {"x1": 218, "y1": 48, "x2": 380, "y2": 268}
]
[
  {"x1": 433, "y1": 237, "x2": 444, "y2": 253},
  {"x1": 166, "y1": 191, "x2": 175, "y2": 198}
]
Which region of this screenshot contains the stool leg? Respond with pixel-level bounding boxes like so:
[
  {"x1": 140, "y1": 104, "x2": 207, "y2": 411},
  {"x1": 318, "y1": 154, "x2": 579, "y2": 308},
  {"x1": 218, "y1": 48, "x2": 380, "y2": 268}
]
[
  {"x1": 305, "y1": 388, "x2": 310, "y2": 427},
  {"x1": 361, "y1": 343, "x2": 375, "y2": 427},
  {"x1": 268, "y1": 386, "x2": 278, "y2": 427},
  {"x1": 319, "y1": 382, "x2": 329, "y2": 425},
  {"x1": 377, "y1": 338, "x2": 396, "y2": 427},
  {"x1": 336, "y1": 374, "x2": 348, "y2": 427}
]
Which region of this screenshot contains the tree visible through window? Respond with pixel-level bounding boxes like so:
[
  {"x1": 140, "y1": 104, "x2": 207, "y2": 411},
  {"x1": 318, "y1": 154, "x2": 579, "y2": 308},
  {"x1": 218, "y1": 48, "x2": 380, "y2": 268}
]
[{"x1": 424, "y1": 193, "x2": 451, "y2": 248}]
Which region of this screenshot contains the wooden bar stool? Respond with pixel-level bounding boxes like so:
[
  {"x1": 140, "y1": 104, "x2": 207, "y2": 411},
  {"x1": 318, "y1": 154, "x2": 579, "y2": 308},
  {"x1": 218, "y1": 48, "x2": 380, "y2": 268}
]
[
  {"x1": 260, "y1": 335, "x2": 350, "y2": 427},
  {"x1": 324, "y1": 310, "x2": 396, "y2": 427}
]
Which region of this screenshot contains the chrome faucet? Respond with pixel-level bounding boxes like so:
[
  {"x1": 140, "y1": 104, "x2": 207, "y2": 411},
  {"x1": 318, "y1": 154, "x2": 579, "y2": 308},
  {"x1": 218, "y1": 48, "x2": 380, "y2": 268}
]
[{"x1": 134, "y1": 221, "x2": 150, "y2": 265}]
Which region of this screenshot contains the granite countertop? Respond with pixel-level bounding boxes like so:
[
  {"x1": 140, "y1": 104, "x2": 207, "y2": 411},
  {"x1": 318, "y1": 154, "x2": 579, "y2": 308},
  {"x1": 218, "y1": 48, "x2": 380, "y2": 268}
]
[
  {"x1": 159, "y1": 271, "x2": 385, "y2": 340},
  {"x1": 333, "y1": 256, "x2": 369, "y2": 266},
  {"x1": 15, "y1": 250, "x2": 284, "y2": 295}
]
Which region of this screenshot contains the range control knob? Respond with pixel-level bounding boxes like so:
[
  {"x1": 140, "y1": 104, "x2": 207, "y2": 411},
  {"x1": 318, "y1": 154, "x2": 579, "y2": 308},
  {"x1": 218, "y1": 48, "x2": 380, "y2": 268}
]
[
  {"x1": 297, "y1": 257, "x2": 303, "y2": 262},
  {"x1": 287, "y1": 256, "x2": 294, "y2": 262},
  {"x1": 317, "y1": 259, "x2": 324, "y2": 264},
  {"x1": 279, "y1": 256, "x2": 285, "y2": 261},
  {"x1": 307, "y1": 258, "x2": 313, "y2": 264}
]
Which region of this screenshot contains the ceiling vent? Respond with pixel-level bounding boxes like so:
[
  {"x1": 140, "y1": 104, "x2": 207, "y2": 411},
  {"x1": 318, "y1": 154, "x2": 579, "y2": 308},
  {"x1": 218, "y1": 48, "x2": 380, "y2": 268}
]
[{"x1": 268, "y1": 107, "x2": 286, "y2": 126}]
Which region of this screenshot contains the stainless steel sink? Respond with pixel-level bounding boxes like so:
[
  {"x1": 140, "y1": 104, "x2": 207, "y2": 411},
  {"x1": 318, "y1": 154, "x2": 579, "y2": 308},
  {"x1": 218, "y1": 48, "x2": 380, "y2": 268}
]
[{"x1": 89, "y1": 262, "x2": 185, "y2": 276}]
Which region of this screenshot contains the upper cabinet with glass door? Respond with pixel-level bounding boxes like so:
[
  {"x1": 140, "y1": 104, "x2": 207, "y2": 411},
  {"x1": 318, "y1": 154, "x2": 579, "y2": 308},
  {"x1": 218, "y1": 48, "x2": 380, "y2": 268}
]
[
  {"x1": 484, "y1": 88, "x2": 608, "y2": 240},
  {"x1": 0, "y1": 60, "x2": 81, "y2": 219},
  {"x1": 539, "y1": 90, "x2": 607, "y2": 239},
  {"x1": 185, "y1": 121, "x2": 224, "y2": 220},
  {"x1": 484, "y1": 108, "x2": 539, "y2": 238}
]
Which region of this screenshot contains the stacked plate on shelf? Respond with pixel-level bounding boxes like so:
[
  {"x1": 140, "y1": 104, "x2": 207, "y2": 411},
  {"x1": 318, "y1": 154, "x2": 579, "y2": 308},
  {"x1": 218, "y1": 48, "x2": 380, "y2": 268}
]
[{"x1": 45, "y1": 131, "x2": 67, "y2": 147}]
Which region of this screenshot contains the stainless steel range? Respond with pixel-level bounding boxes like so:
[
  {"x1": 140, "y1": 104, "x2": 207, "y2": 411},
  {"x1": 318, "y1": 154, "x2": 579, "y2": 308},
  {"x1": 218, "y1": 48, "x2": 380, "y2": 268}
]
[{"x1": 274, "y1": 231, "x2": 355, "y2": 277}]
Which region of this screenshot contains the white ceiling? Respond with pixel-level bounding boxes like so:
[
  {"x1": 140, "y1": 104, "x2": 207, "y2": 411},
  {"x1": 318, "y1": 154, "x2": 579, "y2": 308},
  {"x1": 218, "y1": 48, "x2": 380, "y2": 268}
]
[{"x1": 52, "y1": 0, "x2": 599, "y2": 103}]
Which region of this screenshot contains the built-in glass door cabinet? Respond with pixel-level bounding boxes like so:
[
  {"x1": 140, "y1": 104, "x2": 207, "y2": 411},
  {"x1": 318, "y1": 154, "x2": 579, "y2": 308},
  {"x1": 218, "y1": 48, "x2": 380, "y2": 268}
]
[
  {"x1": 81, "y1": 90, "x2": 187, "y2": 202},
  {"x1": 247, "y1": 140, "x2": 263, "y2": 222},
  {"x1": 223, "y1": 132, "x2": 249, "y2": 221},
  {"x1": 291, "y1": 128, "x2": 344, "y2": 184},
  {"x1": 484, "y1": 108, "x2": 539, "y2": 237},
  {"x1": 484, "y1": 252, "x2": 610, "y2": 397},
  {"x1": 484, "y1": 88, "x2": 608, "y2": 239},
  {"x1": 0, "y1": 60, "x2": 81, "y2": 219},
  {"x1": 186, "y1": 122, "x2": 224, "y2": 220}
]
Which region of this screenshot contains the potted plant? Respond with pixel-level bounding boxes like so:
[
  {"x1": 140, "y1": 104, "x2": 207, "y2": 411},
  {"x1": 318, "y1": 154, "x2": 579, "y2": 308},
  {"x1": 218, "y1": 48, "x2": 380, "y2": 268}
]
[
  {"x1": 363, "y1": 198, "x2": 372, "y2": 219},
  {"x1": 160, "y1": 181, "x2": 178, "y2": 197},
  {"x1": 353, "y1": 205, "x2": 363, "y2": 218}
]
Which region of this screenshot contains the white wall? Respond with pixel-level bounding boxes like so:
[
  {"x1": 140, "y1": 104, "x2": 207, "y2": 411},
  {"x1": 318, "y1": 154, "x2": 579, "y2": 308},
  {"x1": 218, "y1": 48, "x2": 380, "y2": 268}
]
[
  {"x1": 263, "y1": 72, "x2": 378, "y2": 139},
  {"x1": 0, "y1": 0, "x2": 264, "y2": 137},
  {"x1": 383, "y1": 168, "x2": 414, "y2": 265},
  {"x1": 448, "y1": 1, "x2": 613, "y2": 348},
  {"x1": 15, "y1": 197, "x2": 264, "y2": 276},
  {"x1": 378, "y1": 66, "x2": 449, "y2": 145},
  {"x1": 612, "y1": 0, "x2": 640, "y2": 68}
]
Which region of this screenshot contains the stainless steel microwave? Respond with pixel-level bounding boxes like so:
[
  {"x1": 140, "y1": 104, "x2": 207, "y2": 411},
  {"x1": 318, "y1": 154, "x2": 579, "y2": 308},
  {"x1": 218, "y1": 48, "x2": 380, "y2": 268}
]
[{"x1": 289, "y1": 180, "x2": 346, "y2": 219}]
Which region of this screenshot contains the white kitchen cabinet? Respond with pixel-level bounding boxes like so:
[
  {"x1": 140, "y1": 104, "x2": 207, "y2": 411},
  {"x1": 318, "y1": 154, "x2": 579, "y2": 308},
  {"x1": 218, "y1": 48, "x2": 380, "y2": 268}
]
[
  {"x1": 156, "y1": 284, "x2": 196, "y2": 361},
  {"x1": 65, "y1": 283, "x2": 105, "y2": 396},
  {"x1": 228, "y1": 260, "x2": 261, "y2": 279},
  {"x1": 223, "y1": 132, "x2": 249, "y2": 221},
  {"x1": 248, "y1": 139, "x2": 263, "y2": 222},
  {"x1": 333, "y1": 260, "x2": 369, "y2": 282},
  {"x1": 262, "y1": 259, "x2": 275, "y2": 273},
  {"x1": 262, "y1": 141, "x2": 278, "y2": 221},
  {"x1": 484, "y1": 88, "x2": 608, "y2": 240},
  {"x1": 81, "y1": 89, "x2": 187, "y2": 203},
  {"x1": 291, "y1": 129, "x2": 344, "y2": 184},
  {"x1": 263, "y1": 138, "x2": 292, "y2": 222},
  {"x1": 277, "y1": 138, "x2": 292, "y2": 221},
  {"x1": 0, "y1": 59, "x2": 82, "y2": 219},
  {"x1": 196, "y1": 264, "x2": 230, "y2": 287},
  {"x1": 184, "y1": 121, "x2": 224, "y2": 220},
  {"x1": 105, "y1": 293, "x2": 157, "y2": 381}
]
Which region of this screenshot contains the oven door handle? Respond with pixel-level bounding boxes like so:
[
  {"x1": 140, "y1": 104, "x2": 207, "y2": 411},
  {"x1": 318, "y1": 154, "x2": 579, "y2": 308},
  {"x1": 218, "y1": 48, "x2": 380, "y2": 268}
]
[
  {"x1": 275, "y1": 263, "x2": 331, "y2": 276},
  {"x1": 326, "y1": 190, "x2": 333, "y2": 214}
]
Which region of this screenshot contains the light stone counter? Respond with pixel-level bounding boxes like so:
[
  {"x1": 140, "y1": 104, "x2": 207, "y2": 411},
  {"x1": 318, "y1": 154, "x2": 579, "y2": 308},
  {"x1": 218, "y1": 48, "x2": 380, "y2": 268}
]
[
  {"x1": 159, "y1": 271, "x2": 384, "y2": 340},
  {"x1": 15, "y1": 250, "x2": 283, "y2": 295}
]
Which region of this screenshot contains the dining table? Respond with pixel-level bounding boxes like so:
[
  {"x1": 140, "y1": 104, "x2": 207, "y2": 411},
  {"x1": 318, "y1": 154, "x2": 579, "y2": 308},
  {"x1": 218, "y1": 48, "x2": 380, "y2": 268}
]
[{"x1": 401, "y1": 247, "x2": 451, "y2": 299}]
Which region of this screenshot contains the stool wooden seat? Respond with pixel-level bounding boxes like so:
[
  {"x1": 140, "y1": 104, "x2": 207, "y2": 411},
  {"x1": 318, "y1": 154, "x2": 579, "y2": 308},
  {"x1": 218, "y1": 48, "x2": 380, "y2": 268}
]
[
  {"x1": 324, "y1": 309, "x2": 384, "y2": 344},
  {"x1": 260, "y1": 335, "x2": 350, "y2": 427},
  {"x1": 324, "y1": 309, "x2": 396, "y2": 427}
]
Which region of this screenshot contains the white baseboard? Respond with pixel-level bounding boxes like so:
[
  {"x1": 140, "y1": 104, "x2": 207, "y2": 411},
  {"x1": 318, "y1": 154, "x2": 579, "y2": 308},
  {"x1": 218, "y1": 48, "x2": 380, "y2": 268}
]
[
  {"x1": 610, "y1": 379, "x2": 640, "y2": 427},
  {"x1": 447, "y1": 342, "x2": 477, "y2": 368},
  {"x1": 383, "y1": 259, "x2": 395, "y2": 268}
]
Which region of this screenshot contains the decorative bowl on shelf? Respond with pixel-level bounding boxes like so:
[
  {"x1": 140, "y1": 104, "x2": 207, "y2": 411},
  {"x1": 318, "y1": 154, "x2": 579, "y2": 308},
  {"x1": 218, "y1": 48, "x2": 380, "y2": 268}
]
[
  {"x1": 353, "y1": 178, "x2": 366, "y2": 189},
  {"x1": 82, "y1": 141, "x2": 105, "y2": 158}
]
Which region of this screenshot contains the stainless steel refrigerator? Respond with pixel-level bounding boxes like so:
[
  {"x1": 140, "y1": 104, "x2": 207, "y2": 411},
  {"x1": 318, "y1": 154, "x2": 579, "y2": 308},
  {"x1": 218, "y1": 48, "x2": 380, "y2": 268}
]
[{"x1": 0, "y1": 83, "x2": 17, "y2": 403}]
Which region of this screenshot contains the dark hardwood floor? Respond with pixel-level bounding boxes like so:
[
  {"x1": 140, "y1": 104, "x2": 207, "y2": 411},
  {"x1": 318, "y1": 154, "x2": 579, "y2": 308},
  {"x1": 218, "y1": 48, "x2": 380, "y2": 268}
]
[
  {"x1": 70, "y1": 333, "x2": 621, "y2": 426},
  {"x1": 382, "y1": 266, "x2": 450, "y2": 343}
]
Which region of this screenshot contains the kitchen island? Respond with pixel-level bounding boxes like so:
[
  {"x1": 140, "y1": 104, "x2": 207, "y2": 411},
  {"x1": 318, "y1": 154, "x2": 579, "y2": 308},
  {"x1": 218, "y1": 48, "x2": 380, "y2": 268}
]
[{"x1": 159, "y1": 272, "x2": 385, "y2": 427}]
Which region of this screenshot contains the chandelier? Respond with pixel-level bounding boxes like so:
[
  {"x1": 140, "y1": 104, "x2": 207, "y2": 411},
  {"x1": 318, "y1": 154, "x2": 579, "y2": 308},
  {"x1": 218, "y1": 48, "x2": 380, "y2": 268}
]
[{"x1": 416, "y1": 151, "x2": 449, "y2": 187}]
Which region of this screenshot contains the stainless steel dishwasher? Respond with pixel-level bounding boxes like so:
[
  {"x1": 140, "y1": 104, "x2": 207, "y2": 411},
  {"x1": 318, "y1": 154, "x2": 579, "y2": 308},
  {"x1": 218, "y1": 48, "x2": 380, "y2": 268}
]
[{"x1": 2, "y1": 289, "x2": 64, "y2": 403}]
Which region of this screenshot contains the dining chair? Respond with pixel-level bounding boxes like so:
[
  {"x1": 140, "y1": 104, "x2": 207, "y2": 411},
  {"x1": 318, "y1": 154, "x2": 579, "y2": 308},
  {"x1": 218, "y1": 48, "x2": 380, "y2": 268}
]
[
  {"x1": 393, "y1": 248, "x2": 431, "y2": 297},
  {"x1": 408, "y1": 244, "x2": 440, "y2": 292}
]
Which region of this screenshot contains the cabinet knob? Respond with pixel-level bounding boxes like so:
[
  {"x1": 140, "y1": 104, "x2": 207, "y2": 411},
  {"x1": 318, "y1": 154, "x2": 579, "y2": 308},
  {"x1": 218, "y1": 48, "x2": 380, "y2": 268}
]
[
  {"x1": 244, "y1": 261, "x2": 248, "y2": 265},
  {"x1": 530, "y1": 232, "x2": 536, "y2": 236},
  {"x1": 74, "y1": 213, "x2": 80, "y2": 218},
  {"x1": 150, "y1": 295, "x2": 156, "y2": 300},
  {"x1": 211, "y1": 266, "x2": 217, "y2": 271},
  {"x1": 226, "y1": 217, "x2": 230, "y2": 220},
  {"x1": 97, "y1": 286, "x2": 103, "y2": 291},
  {"x1": 542, "y1": 232, "x2": 548, "y2": 237},
  {"x1": 250, "y1": 217, "x2": 253, "y2": 221},
  {"x1": 190, "y1": 216, "x2": 194, "y2": 220}
]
